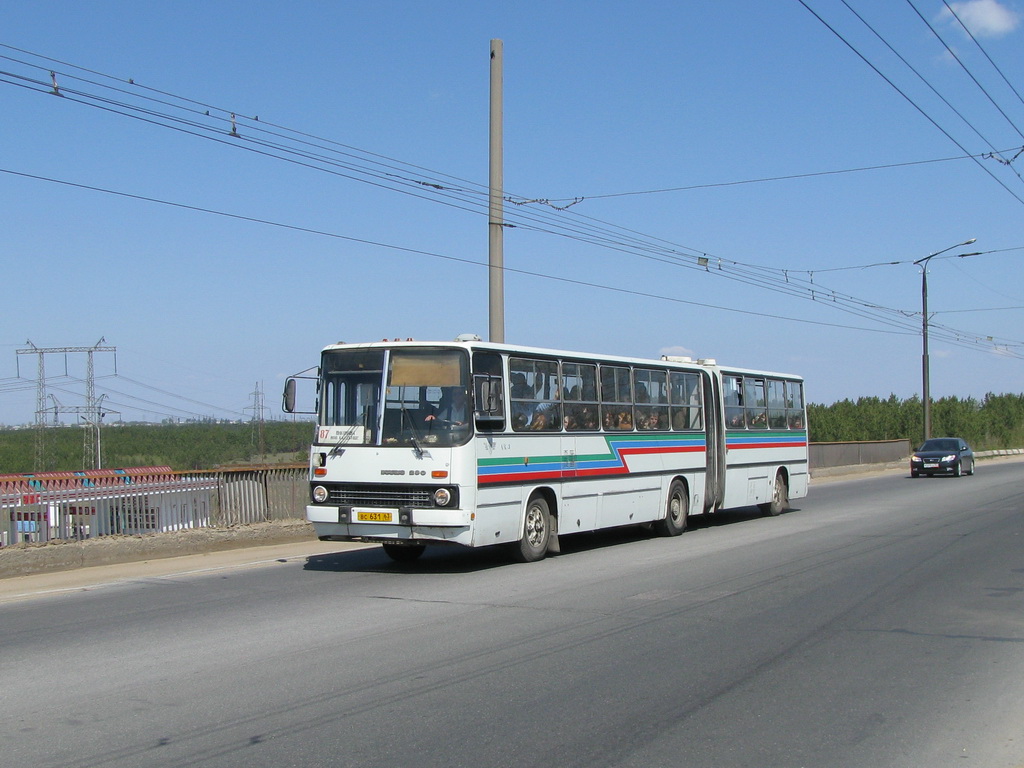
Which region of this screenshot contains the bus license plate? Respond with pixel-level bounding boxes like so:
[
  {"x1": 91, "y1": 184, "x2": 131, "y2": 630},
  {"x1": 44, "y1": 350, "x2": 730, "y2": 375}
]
[{"x1": 357, "y1": 511, "x2": 394, "y2": 523}]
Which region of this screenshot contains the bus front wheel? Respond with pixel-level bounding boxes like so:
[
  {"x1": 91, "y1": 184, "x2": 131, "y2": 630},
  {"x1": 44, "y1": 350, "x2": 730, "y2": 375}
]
[
  {"x1": 760, "y1": 472, "x2": 789, "y2": 516},
  {"x1": 515, "y1": 495, "x2": 552, "y2": 563},
  {"x1": 653, "y1": 479, "x2": 688, "y2": 537}
]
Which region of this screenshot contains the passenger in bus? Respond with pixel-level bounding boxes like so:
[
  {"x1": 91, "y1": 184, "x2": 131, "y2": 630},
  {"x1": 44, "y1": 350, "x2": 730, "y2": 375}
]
[
  {"x1": 577, "y1": 405, "x2": 598, "y2": 430},
  {"x1": 510, "y1": 372, "x2": 531, "y2": 399},
  {"x1": 747, "y1": 410, "x2": 767, "y2": 427},
  {"x1": 425, "y1": 387, "x2": 467, "y2": 427},
  {"x1": 639, "y1": 410, "x2": 662, "y2": 430},
  {"x1": 672, "y1": 409, "x2": 687, "y2": 430},
  {"x1": 510, "y1": 373, "x2": 534, "y2": 426},
  {"x1": 530, "y1": 388, "x2": 560, "y2": 429},
  {"x1": 528, "y1": 411, "x2": 551, "y2": 430}
]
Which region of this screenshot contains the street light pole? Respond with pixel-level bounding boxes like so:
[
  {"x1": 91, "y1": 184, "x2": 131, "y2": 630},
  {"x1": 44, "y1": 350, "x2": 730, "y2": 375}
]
[{"x1": 913, "y1": 238, "x2": 978, "y2": 441}]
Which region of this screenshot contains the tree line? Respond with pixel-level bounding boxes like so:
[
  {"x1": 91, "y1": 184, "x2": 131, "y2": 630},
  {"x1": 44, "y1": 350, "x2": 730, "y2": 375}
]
[
  {"x1": 0, "y1": 421, "x2": 315, "y2": 474},
  {"x1": 807, "y1": 393, "x2": 1024, "y2": 449}
]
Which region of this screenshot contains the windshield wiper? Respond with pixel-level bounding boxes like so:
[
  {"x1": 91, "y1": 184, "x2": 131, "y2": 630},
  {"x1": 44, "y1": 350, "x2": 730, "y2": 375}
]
[{"x1": 399, "y1": 403, "x2": 425, "y2": 457}]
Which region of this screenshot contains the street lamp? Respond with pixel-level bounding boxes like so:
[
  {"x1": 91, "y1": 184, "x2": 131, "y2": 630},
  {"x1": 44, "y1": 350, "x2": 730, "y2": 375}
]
[{"x1": 913, "y1": 238, "x2": 981, "y2": 441}]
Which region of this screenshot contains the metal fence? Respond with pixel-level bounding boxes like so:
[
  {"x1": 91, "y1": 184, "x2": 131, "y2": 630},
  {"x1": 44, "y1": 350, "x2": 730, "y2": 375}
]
[
  {"x1": 186, "y1": 466, "x2": 309, "y2": 526},
  {"x1": 0, "y1": 465, "x2": 309, "y2": 547},
  {"x1": 809, "y1": 439, "x2": 911, "y2": 472}
]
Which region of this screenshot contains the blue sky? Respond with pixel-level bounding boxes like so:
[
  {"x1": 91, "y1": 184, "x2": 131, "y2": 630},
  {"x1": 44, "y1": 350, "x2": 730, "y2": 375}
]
[{"x1": 1, "y1": 0, "x2": 1022, "y2": 426}]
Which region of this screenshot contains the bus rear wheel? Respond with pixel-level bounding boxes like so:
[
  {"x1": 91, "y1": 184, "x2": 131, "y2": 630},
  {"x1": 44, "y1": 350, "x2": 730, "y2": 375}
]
[
  {"x1": 760, "y1": 472, "x2": 789, "y2": 516},
  {"x1": 382, "y1": 543, "x2": 426, "y2": 563},
  {"x1": 653, "y1": 480, "x2": 688, "y2": 537},
  {"x1": 515, "y1": 495, "x2": 552, "y2": 563}
]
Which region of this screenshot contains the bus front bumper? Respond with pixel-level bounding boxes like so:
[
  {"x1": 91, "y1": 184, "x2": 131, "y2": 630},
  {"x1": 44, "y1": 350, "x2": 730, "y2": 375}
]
[{"x1": 307, "y1": 505, "x2": 473, "y2": 546}]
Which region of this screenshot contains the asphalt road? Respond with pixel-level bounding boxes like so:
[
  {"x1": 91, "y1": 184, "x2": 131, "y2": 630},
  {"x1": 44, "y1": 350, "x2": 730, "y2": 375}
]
[{"x1": 3, "y1": 462, "x2": 1023, "y2": 768}]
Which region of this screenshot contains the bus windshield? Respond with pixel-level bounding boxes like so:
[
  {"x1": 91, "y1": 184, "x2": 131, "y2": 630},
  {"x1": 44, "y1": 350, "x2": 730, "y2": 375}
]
[{"x1": 319, "y1": 347, "x2": 470, "y2": 447}]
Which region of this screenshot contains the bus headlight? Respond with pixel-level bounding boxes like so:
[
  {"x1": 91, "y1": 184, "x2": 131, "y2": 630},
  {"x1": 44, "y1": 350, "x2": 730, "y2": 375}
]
[
  {"x1": 312, "y1": 485, "x2": 329, "y2": 503},
  {"x1": 433, "y1": 488, "x2": 452, "y2": 507}
]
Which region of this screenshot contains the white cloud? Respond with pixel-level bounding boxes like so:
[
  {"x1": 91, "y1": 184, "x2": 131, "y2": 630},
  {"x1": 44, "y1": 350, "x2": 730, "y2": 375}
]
[{"x1": 941, "y1": 0, "x2": 1021, "y2": 38}]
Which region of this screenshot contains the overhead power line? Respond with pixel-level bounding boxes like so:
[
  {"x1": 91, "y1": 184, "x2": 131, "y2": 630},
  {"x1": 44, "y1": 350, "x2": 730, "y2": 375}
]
[
  {"x1": 3, "y1": 165, "x2": 1020, "y2": 360},
  {"x1": 794, "y1": 0, "x2": 1024, "y2": 205},
  {"x1": 940, "y1": 0, "x2": 1024, "y2": 112},
  {"x1": 905, "y1": 0, "x2": 1024, "y2": 144},
  {"x1": 1, "y1": 43, "x2": 1021, "y2": 359}
]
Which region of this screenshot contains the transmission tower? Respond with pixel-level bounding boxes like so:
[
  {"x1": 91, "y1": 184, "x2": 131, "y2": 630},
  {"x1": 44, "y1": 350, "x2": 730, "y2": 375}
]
[
  {"x1": 16, "y1": 338, "x2": 117, "y2": 470},
  {"x1": 48, "y1": 394, "x2": 119, "y2": 469},
  {"x1": 247, "y1": 381, "x2": 267, "y2": 463}
]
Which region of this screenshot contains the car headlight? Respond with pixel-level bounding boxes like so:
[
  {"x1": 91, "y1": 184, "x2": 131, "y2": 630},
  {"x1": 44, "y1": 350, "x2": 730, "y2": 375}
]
[
  {"x1": 942, "y1": 454, "x2": 957, "y2": 462},
  {"x1": 911, "y1": 456, "x2": 922, "y2": 463},
  {"x1": 433, "y1": 488, "x2": 452, "y2": 507},
  {"x1": 312, "y1": 485, "x2": 329, "y2": 503}
]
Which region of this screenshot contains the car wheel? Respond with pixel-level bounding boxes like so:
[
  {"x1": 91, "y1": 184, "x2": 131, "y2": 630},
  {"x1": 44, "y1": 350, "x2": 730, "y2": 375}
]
[
  {"x1": 911, "y1": 470, "x2": 919, "y2": 478},
  {"x1": 653, "y1": 479, "x2": 688, "y2": 536},
  {"x1": 954, "y1": 461, "x2": 962, "y2": 477},
  {"x1": 514, "y1": 495, "x2": 551, "y2": 562},
  {"x1": 759, "y1": 472, "x2": 789, "y2": 516},
  {"x1": 967, "y1": 459, "x2": 975, "y2": 476}
]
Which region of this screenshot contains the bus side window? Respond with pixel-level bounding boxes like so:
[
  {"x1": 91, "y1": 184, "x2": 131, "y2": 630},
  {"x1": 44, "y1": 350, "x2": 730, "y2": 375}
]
[
  {"x1": 744, "y1": 378, "x2": 767, "y2": 428},
  {"x1": 563, "y1": 362, "x2": 599, "y2": 431},
  {"x1": 600, "y1": 365, "x2": 633, "y2": 431},
  {"x1": 786, "y1": 381, "x2": 805, "y2": 429},
  {"x1": 510, "y1": 357, "x2": 560, "y2": 432},
  {"x1": 724, "y1": 375, "x2": 744, "y2": 429},
  {"x1": 635, "y1": 369, "x2": 669, "y2": 431},
  {"x1": 472, "y1": 351, "x2": 504, "y2": 431},
  {"x1": 670, "y1": 371, "x2": 702, "y2": 430}
]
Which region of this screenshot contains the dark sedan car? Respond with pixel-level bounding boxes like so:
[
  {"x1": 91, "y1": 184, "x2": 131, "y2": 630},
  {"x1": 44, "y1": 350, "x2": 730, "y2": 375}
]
[{"x1": 910, "y1": 437, "x2": 975, "y2": 478}]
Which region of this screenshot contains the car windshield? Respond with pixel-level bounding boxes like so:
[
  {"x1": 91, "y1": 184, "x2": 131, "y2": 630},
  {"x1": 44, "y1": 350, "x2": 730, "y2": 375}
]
[{"x1": 919, "y1": 439, "x2": 959, "y2": 452}]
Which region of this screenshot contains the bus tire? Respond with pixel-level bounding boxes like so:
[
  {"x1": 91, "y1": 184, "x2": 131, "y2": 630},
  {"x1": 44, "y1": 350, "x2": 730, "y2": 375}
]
[
  {"x1": 382, "y1": 543, "x2": 426, "y2": 563},
  {"x1": 515, "y1": 495, "x2": 552, "y2": 563},
  {"x1": 760, "y1": 471, "x2": 788, "y2": 516},
  {"x1": 653, "y1": 479, "x2": 688, "y2": 537}
]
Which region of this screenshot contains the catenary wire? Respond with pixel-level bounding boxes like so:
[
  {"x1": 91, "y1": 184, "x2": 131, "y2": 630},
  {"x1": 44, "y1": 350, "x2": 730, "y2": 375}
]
[{"x1": 1, "y1": 45, "x2": 1021, "y2": 354}]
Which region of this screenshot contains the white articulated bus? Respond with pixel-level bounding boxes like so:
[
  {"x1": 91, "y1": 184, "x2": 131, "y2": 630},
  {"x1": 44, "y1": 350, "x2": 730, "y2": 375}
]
[{"x1": 283, "y1": 335, "x2": 808, "y2": 563}]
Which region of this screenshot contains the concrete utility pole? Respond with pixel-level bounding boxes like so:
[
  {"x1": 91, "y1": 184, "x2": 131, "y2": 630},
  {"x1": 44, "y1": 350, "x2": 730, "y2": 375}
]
[
  {"x1": 912, "y1": 240, "x2": 979, "y2": 441},
  {"x1": 488, "y1": 38, "x2": 505, "y2": 343}
]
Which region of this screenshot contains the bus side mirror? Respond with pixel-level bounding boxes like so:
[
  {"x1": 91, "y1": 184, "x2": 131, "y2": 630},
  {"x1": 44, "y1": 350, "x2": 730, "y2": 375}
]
[
  {"x1": 283, "y1": 378, "x2": 297, "y2": 413},
  {"x1": 474, "y1": 375, "x2": 504, "y2": 428}
]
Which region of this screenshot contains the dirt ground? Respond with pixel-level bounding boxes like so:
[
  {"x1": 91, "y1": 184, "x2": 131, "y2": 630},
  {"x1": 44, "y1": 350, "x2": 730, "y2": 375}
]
[{"x1": 0, "y1": 519, "x2": 330, "y2": 581}]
